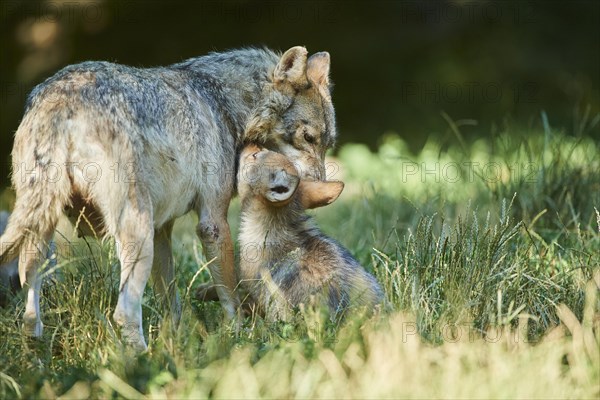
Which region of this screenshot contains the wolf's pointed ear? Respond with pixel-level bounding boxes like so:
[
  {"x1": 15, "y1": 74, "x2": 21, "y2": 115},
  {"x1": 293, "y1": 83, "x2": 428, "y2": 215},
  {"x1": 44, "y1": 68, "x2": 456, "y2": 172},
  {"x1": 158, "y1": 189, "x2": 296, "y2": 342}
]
[
  {"x1": 307, "y1": 52, "x2": 330, "y2": 88},
  {"x1": 299, "y1": 180, "x2": 344, "y2": 209},
  {"x1": 274, "y1": 46, "x2": 308, "y2": 87}
]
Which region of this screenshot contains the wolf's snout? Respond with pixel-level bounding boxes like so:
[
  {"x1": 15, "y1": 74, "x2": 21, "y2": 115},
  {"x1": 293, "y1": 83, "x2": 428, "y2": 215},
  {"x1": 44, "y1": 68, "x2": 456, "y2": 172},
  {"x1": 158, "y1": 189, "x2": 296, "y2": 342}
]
[
  {"x1": 292, "y1": 161, "x2": 325, "y2": 181},
  {"x1": 270, "y1": 185, "x2": 290, "y2": 194},
  {"x1": 263, "y1": 169, "x2": 299, "y2": 204},
  {"x1": 304, "y1": 168, "x2": 325, "y2": 181}
]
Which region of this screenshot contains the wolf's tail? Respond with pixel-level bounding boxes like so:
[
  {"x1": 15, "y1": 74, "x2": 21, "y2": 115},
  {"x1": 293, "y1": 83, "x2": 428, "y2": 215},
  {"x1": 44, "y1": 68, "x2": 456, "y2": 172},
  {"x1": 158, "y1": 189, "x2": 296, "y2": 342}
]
[{"x1": 0, "y1": 113, "x2": 71, "y2": 266}]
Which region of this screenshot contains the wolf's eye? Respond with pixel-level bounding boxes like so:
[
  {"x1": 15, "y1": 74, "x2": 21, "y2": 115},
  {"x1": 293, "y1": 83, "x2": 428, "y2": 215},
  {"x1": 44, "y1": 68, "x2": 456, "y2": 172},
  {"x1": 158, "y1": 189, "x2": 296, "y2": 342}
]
[
  {"x1": 304, "y1": 132, "x2": 316, "y2": 144},
  {"x1": 251, "y1": 152, "x2": 260, "y2": 159}
]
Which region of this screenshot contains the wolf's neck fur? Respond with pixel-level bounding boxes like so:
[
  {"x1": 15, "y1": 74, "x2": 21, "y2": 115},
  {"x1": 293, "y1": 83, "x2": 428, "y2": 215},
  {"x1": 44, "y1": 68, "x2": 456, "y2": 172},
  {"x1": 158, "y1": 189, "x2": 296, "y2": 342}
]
[
  {"x1": 172, "y1": 48, "x2": 279, "y2": 139},
  {"x1": 239, "y1": 198, "x2": 314, "y2": 254}
]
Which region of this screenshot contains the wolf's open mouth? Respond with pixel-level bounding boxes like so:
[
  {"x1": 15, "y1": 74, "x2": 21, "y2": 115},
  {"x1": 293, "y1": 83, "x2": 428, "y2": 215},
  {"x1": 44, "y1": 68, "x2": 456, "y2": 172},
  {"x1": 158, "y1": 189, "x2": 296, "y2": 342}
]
[{"x1": 271, "y1": 185, "x2": 289, "y2": 194}]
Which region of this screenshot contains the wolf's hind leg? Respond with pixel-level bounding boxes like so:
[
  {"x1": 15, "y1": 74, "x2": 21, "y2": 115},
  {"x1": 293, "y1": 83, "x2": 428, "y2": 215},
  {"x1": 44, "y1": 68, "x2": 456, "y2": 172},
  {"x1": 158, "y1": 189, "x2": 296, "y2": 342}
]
[
  {"x1": 19, "y1": 232, "x2": 53, "y2": 337},
  {"x1": 151, "y1": 221, "x2": 181, "y2": 325},
  {"x1": 112, "y1": 197, "x2": 154, "y2": 352}
]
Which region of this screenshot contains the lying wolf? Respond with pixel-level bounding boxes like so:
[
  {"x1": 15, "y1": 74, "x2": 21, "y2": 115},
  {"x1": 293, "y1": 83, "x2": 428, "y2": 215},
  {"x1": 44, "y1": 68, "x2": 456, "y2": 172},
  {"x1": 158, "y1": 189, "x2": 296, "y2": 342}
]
[
  {"x1": 236, "y1": 145, "x2": 383, "y2": 321},
  {"x1": 0, "y1": 46, "x2": 336, "y2": 350}
]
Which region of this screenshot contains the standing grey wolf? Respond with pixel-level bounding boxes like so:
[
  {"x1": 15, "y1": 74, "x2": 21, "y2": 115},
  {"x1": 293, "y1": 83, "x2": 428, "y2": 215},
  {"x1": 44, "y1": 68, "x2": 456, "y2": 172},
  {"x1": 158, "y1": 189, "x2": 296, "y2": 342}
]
[
  {"x1": 0, "y1": 46, "x2": 336, "y2": 350},
  {"x1": 236, "y1": 145, "x2": 383, "y2": 321}
]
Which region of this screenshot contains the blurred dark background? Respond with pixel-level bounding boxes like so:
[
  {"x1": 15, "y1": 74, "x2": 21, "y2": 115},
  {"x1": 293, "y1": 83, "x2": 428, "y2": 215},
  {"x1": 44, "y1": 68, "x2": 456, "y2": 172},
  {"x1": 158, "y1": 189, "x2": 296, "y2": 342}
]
[{"x1": 1, "y1": 0, "x2": 599, "y2": 188}]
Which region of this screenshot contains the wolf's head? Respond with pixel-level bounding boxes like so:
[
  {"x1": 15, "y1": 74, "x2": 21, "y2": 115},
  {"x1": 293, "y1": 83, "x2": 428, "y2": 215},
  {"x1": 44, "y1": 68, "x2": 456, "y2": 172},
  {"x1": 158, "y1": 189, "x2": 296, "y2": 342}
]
[
  {"x1": 238, "y1": 145, "x2": 344, "y2": 209},
  {"x1": 244, "y1": 46, "x2": 336, "y2": 181}
]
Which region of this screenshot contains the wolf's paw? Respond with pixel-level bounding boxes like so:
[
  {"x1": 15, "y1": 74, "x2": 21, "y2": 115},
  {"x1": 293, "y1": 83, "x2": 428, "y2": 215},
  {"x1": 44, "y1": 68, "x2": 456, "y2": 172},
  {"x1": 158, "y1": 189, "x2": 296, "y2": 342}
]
[
  {"x1": 23, "y1": 312, "x2": 43, "y2": 337},
  {"x1": 125, "y1": 337, "x2": 148, "y2": 353},
  {"x1": 119, "y1": 323, "x2": 148, "y2": 353}
]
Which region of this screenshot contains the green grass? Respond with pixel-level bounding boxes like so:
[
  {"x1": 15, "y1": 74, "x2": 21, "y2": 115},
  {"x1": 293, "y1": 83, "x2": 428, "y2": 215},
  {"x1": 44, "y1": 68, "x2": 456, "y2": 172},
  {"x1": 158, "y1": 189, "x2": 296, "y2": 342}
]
[{"x1": 1, "y1": 117, "x2": 599, "y2": 399}]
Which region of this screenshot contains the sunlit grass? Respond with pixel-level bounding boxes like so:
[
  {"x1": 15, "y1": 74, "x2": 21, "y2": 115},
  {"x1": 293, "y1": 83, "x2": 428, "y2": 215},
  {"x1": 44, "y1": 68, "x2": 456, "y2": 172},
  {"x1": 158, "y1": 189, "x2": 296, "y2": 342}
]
[{"x1": 0, "y1": 121, "x2": 599, "y2": 398}]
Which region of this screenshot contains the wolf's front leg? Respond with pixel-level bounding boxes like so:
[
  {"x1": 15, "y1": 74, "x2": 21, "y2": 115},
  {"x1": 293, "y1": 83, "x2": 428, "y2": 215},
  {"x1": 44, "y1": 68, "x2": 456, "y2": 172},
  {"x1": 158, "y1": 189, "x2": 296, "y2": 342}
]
[
  {"x1": 113, "y1": 197, "x2": 154, "y2": 352},
  {"x1": 196, "y1": 208, "x2": 240, "y2": 320}
]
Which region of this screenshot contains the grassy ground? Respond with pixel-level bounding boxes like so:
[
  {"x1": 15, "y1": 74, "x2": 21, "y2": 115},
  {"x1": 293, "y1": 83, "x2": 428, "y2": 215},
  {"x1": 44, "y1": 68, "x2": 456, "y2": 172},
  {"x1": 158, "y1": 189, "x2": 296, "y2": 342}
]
[{"x1": 0, "y1": 117, "x2": 599, "y2": 399}]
